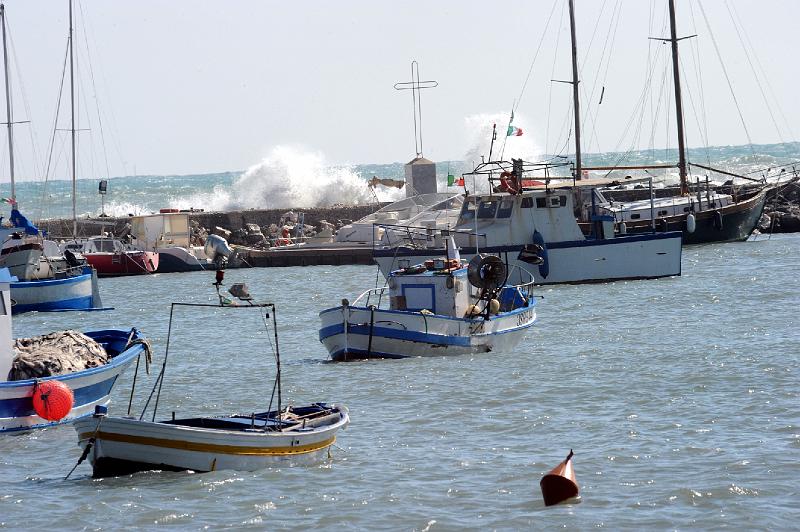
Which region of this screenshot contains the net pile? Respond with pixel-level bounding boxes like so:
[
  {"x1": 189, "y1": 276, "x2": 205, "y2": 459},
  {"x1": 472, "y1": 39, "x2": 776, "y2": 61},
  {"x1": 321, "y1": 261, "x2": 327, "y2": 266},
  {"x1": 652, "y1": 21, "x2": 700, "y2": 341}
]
[{"x1": 9, "y1": 330, "x2": 109, "y2": 381}]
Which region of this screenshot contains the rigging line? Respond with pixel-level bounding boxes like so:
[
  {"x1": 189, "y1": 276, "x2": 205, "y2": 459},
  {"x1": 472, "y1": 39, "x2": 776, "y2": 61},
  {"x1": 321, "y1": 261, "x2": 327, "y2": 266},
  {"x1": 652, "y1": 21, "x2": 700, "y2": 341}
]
[
  {"x1": 40, "y1": 40, "x2": 71, "y2": 225},
  {"x1": 78, "y1": 0, "x2": 111, "y2": 181},
  {"x1": 580, "y1": 0, "x2": 620, "y2": 152},
  {"x1": 728, "y1": 2, "x2": 795, "y2": 143},
  {"x1": 686, "y1": 0, "x2": 711, "y2": 165},
  {"x1": 6, "y1": 19, "x2": 44, "y2": 185},
  {"x1": 605, "y1": 43, "x2": 666, "y2": 174},
  {"x1": 545, "y1": 0, "x2": 567, "y2": 156},
  {"x1": 514, "y1": 0, "x2": 559, "y2": 113},
  {"x1": 724, "y1": 0, "x2": 785, "y2": 145},
  {"x1": 696, "y1": 0, "x2": 755, "y2": 155},
  {"x1": 78, "y1": 0, "x2": 126, "y2": 172}
]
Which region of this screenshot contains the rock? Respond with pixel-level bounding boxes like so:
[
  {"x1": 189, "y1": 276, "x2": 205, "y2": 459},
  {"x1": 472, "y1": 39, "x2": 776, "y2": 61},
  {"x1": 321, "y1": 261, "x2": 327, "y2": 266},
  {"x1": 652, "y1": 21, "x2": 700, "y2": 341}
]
[
  {"x1": 213, "y1": 226, "x2": 232, "y2": 239},
  {"x1": 9, "y1": 330, "x2": 109, "y2": 381}
]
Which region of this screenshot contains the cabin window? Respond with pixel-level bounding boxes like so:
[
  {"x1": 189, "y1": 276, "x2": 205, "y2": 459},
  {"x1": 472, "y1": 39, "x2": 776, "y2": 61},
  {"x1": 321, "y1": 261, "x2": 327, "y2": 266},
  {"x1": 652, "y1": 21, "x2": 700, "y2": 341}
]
[
  {"x1": 631, "y1": 213, "x2": 641, "y2": 220},
  {"x1": 552, "y1": 195, "x2": 567, "y2": 207},
  {"x1": 521, "y1": 197, "x2": 534, "y2": 209},
  {"x1": 457, "y1": 198, "x2": 477, "y2": 224},
  {"x1": 658, "y1": 210, "x2": 668, "y2": 216},
  {"x1": 496, "y1": 199, "x2": 514, "y2": 218},
  {"x1": 0, "y1": 293, "x2": 6, "y2": 315},
  {"x1": 536, "y1": 198, "x2": 547, "y2": 208},
  {"x1": 477, "y1": 200, "x2": 499, "y2": 219}
]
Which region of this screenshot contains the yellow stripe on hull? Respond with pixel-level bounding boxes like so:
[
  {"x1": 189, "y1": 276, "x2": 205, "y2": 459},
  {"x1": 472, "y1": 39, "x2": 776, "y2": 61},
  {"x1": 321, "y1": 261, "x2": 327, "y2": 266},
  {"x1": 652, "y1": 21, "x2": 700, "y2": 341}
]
[{"x1": 80, "y1": 431, "x2": 336, "y2": 456}]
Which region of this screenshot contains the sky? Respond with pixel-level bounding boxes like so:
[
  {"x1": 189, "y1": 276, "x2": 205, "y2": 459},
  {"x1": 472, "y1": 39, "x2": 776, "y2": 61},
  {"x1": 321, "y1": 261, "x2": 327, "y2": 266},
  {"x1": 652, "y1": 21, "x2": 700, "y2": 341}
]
[{"x1": 0, "y1": 0, "x2": 798, "y2": 182}]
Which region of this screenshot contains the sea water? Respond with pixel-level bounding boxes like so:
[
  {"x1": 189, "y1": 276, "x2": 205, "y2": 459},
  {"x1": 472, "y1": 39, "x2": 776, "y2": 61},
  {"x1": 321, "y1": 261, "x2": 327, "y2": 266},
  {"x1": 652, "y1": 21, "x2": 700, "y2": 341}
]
[
  {"x1": 0, "y1": 233, "x2": 797, "y2": 529},
  {"x1": 1, "y1": 141, "x2": 798, "y2": 223}
]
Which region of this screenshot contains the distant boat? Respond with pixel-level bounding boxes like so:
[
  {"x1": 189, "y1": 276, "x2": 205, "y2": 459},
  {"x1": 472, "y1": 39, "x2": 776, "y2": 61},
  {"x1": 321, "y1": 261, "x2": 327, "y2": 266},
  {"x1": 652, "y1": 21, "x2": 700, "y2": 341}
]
[
  {"x1": 335, "y1": 192, "x2": 463, "y2": 244},
  {"x1": 63, "y1": 236, "x2": 158, "y2": 277},
  {"x1": 73, "y1": 271, "x2": 349, "y2": 477},
  {"x1": 321, "y1": 240, "x2": 538, "y2": 360},
  {"x1": 129, "y1": 212, "x2": 232, "y2": 273},
  {"x1": 9, "y1": 265, "x2": 103, "y2": 314},
  {"x1": 0, "y1": 268, "x2": 148, "y2": 432}
]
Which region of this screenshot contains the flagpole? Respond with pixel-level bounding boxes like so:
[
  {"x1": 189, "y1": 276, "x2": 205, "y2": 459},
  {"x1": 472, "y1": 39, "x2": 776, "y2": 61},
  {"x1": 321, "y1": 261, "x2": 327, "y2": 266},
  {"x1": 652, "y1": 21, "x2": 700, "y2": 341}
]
[{"x1": 499, "y1": 106, "x2": 514, "y2": 161}]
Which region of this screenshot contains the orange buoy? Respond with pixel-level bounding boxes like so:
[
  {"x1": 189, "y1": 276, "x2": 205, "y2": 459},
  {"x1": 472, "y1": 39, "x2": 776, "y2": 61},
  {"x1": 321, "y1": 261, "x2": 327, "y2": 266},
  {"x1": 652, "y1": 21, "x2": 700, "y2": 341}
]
[
  {"x1": 32, "y1": 380, "x2": 74, "y2": 421},
  {"x1": 540, "y1": 449, "x2": 579, "y2": 506}
]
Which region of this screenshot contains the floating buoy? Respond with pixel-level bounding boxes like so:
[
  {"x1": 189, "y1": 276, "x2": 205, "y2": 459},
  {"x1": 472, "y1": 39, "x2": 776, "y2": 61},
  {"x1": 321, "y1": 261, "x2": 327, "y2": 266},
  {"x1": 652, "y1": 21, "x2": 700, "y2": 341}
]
[
  {"x1": 32, "y1": 380, "x2": 74, "y2": 421},
  {"x1": 686, "y1": 213, "x2": 696, "y2": 233},
  {"x1": 540, "y1": 449, "x2": 579, "y2": 506},
  {"x1": 488, "y1": 298, "x2": 500, "y2": 314}
]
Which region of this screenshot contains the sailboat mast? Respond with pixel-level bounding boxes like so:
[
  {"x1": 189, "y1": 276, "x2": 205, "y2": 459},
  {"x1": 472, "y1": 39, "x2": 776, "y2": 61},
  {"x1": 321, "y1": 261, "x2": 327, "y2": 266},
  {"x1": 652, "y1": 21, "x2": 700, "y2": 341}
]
[
  {"x1": 1, "y1": 4, "x2": 15, "y2": 202},
  {"x1": 568, "y1": 0, "x2": 582, "y2": 179},
  {"x1": 69, "y1": 0, "x2": 77, "y2": 237},
  {"x1": 668, "y1": 0, "x2": 689, "y2": 195}
]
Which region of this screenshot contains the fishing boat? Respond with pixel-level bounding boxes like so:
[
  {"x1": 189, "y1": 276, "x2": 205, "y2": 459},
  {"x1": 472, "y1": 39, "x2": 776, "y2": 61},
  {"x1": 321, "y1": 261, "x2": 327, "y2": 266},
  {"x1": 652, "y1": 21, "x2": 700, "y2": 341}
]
[
  {"x1": 73, "y1": 271, "x2": 349, "y2": 477},
  {"x1": 373, "y1": 0, "x2": 683, "y2": 285},
  {"x1": 129, "y1": 212, "x2": 233, "y2": 272},
  {"x1": 373, "y1": 160, "x2": 682, "y2": 285},
  {"x1": 66, "y1": 236, "x2": 158, "y2": 277},
  {"x1": 0, "y1": 268, "x2": 149, "y2": 432},
  {"x1": 320, "y1": 240, "x2": 538, "y2": 360}
]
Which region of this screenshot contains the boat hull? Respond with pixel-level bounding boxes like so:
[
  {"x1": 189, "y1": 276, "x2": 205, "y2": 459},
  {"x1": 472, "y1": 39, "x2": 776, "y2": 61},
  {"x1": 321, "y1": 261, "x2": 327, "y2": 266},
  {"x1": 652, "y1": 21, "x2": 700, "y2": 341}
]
[
  {"x1": 374, "y1": 232, "x2": 682, "y2": 285},
  {"x1": 0, "y1": 329, "x2": 146, "y2": 432},
  {"x1": 9, "y1": 267, "x2": 101, "y2": 314},
  {"x1": 84, "y1": 251, "x2": 159, "y2": 277},
  {"x1": 319, "y1": 303, "x2": 536, "y2": 361},
  {"x1": 74, "y1": 406, "x2": 350, "y2": 477},
  {"x1": 0, "y1": 244, "x2": 42, "y2": 280},
  {"x1": 156, "y1": 247, "x2": 215, "y2": 273},
  {"x1": 592, "y1": 188, "x2": 768, "y2": 245}
]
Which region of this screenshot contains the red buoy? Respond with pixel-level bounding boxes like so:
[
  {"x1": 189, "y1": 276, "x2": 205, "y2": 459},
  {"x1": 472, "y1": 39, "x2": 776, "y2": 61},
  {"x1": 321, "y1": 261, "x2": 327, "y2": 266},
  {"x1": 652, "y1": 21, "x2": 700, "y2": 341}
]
[
  {"x1": 540, "y1": 449, "x2": 579, "y2": 506},
  {"x1": 32, "y1": 380, "x2": 74, "y2": 421}
]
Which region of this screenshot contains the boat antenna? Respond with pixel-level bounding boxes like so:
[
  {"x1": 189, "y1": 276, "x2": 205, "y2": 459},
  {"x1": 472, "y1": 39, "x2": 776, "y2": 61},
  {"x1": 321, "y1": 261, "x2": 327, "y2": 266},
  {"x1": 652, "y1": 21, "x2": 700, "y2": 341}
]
[
  {"x1": 488, "y1": 123, "x2": 497, "y2": 162},
  {"x1": 69, "y1": 0, "x2": 77, "y2": 237},
  {"x1": 1, "y1": 4, "x2": 15, "y2": 203},
  {"x1": 394, "y1": 61, "x2": 438, "y2": 158}
]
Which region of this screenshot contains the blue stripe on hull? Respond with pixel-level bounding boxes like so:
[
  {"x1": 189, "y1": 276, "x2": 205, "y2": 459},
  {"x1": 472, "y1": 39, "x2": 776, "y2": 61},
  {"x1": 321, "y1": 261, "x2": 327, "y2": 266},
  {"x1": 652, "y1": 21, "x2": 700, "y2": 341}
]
[
  {"x1": 0, "y1": 375, "x2": 119, "y2": 419},
  {"x1": 11, "y1": 295, "x2": 93, "y2": 314},
  {"x1": 372, "y1": 231, "x2": 682, "y2": 258}
]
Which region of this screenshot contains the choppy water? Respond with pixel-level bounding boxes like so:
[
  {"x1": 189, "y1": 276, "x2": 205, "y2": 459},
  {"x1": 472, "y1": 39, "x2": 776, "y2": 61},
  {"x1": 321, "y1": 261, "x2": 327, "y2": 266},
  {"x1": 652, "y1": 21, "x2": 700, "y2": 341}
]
[
  {"x1": 1, "y1": 233, "x2": 798, "y2": 529},
  {"x1": 2, "y1": 141, "x2": 798, "y2": 223}
]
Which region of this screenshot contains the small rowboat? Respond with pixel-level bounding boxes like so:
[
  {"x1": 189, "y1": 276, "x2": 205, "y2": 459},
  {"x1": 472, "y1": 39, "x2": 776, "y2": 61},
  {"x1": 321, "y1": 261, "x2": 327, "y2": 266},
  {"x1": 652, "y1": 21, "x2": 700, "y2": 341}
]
[
  {"x1": 74, "y1": 403, "x2": 349, "y2": 477},
  {"x1": 73, "y1": 271, "x2": 349, "y2": 477}
]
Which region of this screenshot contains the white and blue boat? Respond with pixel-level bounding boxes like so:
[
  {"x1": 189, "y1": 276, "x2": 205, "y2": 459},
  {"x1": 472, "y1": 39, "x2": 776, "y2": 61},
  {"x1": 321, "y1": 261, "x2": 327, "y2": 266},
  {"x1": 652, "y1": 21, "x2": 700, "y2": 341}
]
[
  {"x1": 0, "y1": 268, "x2": 148, "y2": 432},
  {"x1": 320, "y1": 245, "x2": 538, "y2": 361},
  {"x1": 10, "y1": 265, "x2": 104, "y2": 314}
]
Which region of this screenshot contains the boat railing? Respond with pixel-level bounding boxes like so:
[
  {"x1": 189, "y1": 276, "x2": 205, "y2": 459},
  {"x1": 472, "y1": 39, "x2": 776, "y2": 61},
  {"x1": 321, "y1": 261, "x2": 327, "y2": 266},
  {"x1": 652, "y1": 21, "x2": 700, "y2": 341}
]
[
  {"x1": 373, "y1": 223, "x2": 487, "y2": 250},
  {"x1": 351, "y1": 286, "x2": 390, "y2": 309}
]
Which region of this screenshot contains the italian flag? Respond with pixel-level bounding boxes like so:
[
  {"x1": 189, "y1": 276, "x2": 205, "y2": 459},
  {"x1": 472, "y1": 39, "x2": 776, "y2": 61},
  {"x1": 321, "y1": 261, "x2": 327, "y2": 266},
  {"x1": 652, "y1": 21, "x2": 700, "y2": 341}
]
[{"x1": 507, "y1": 126, "x2": 523, "y2": 137}]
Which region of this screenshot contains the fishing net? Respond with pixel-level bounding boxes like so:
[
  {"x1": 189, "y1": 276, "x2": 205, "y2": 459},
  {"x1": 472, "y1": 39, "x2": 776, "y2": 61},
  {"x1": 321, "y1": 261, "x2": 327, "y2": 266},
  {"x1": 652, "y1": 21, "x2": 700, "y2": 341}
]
[{"x1": 8, "y1": 330, "x2": 109, "y2": 381}]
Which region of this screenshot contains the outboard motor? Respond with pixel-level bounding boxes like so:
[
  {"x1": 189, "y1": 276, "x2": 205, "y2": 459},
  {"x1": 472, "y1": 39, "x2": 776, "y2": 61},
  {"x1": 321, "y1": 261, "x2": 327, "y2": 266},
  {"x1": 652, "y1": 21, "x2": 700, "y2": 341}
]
[{"x1": 204, "y1": 234, "x2": 233, "y2": 266}]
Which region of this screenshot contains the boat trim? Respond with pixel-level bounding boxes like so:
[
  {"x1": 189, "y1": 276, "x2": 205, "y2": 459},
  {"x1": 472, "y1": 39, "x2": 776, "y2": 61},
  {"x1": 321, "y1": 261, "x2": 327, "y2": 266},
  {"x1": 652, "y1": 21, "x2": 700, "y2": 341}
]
[{"x1": 78, "y1": 430, "x2": 337, "y2": 456}]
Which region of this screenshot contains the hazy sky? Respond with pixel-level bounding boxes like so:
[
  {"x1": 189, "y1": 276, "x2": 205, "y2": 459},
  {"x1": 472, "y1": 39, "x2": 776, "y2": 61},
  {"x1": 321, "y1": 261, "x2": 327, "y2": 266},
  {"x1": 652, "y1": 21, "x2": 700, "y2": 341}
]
[{"x1": 0, "y1": 0, "x2": 798, "y2": 182}]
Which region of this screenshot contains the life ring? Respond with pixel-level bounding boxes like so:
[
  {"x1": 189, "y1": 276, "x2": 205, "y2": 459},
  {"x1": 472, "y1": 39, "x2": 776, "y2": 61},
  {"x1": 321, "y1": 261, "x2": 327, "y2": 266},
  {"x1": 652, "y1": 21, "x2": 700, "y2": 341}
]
[{"x1": 499, "y1": 171, "x2": 519, "y2": 194}]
